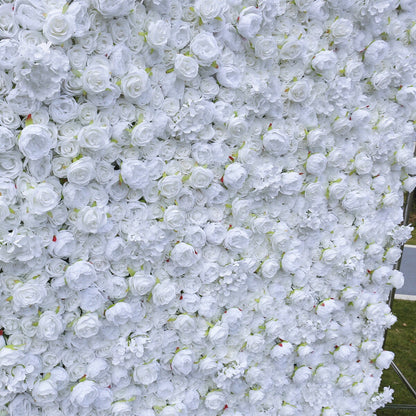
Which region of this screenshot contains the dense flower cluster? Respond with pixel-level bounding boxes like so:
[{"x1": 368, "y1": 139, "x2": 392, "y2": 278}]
[{"x1": 0, "y1": 0, "x2": 415, "y2": 415}]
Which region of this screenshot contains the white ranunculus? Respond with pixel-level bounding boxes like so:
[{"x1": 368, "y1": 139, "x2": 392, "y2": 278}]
[
  {"x1": 19, "y1": 124, "x2": 56, "y2": 160},
  {"x1": 38, "y1": 311, "x2": 64, "y2": 341},
  {"x1": 74, "y1": 313, "x2": 101, "y2": 338}
]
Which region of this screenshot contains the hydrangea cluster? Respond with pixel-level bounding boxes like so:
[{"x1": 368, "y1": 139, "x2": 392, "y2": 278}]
[{"x1": 0, "y1": 0, "x2": 416, "y2": 415}]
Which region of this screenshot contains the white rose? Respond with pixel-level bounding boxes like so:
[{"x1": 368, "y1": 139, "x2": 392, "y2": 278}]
[
  {"x1": 0, "y1": 346, "x2": 24, "y2": 366},
  {"x1": 65, "y1": 261, "x2": 97, "y2": 290},
  {"x1": 204, "y1": 222, "x2": 227, "y2": 245},
  {"x1": 217, "y1": 65, "x2": 242, "y2": 89},
  {"x1": 133, "y1": 361, "x2": 160, "y2": 385},
  {"x1": 354, "y1": 152, "x2": 373, "y2": 175},
  {"x1": 171, "y1": 349, "x2": 194, "y2": 376},
  {"x1": 131, "y1": 121, "x2": 155, "y2": 146},
  {"x1": 49, "y1": 96, "x2": 79, "y2": 124},
  {"x1": 189, "y1": 166, "x2": 214, "y2": 189},
  {"x1": 120, "y1": 159, "x2": 150, "y2": 189},
  {"x1": 173, "y1": 314, "x2": 196, "y2": 337},
  {"x1": 164, "y1": 206, "x2": 186, "y2": 230},
  {"x1": 152, "y1": 280, "x2": 176, "y2": 306},
  {"x1": 190, "y1": 32, "x2": 220, "y2": 65},
  {"x1": 27, "y1": 183, "x2": 60, "y2": 215},
  {"x1": 67, "y1": 157, "x2": 96, "y2": 186},
  {"x1": 38, "y1": 311, "x2": 64, "y2": 341},
  {"x1": 105, "y1": 302, "x2": 132, "y2": 325},
  {"x1": 224, "y1": 227, "x2": 250, "y2": 251},
  {"x1": 246, "y1": 334, "x2": 265, "y2": 353},
  {"x1": 121, "y1": 69, "x2": 150, "y2": 104},
  {"x1": 14, "y1": 1, "x2": 45, "y2": 31},
  {"x1": 261, "y1": 259, "x2": 280, "y2": 279},
  {"x1": 237, "y1": 6, "x2": 262, "y2": 39},
  {"x1": 0, "y1": 151, "x2": 23, "y2": 179},
  {"x1": 82, "y1": 63, "x2": 111, "y2": 94},
  {"x1": 205, "y1": 391, "x2": 226, "y2": 411},
  {"x1": 70, "y1": 380, "x2": 99, "y2": 408},
  {"x1": 13, "y1": 282, "x2": 47, "y2": 309},
  {"x1": 280, "y1": 39, "x2": 304, "y2": 60},
  {"x1": 19, "y1": 124, "x2": 56, "y2": 160},
  {"x1": 158, "y1": 175, "x2": 182, "y2": 199},
  {"x1": 43, "y1": 10, "x2": 75, "y2": 44},
  {"x1": 198, "y1": 356, "x2": 219, "y2": 376},
  {"x1": 147, "y1": 20, "x2": 171, "y2": 48},
  {"x1": 0, "y1": 126, "x2": 15, "y2": 152},
  {"x1": 79, "y1": 287, "x2": 105, "y2": 312},
  {"x1": 254, "y1": 36, "x2": 277, "y2": 60},
  {"x1": 32, "y1": 380, "x2": 58, "y2": 405},
  {"x1": 312, "y1": 51, "x2": 337, "y2": 76},
  {"x1": 195, "y1": 0, "x2": 223, "y2": 21},
  {"x1": 77, "y1": 206, "x2": 108, "y2": 234},
  {"x1": 330, "y1": 18, "x2": 353, "y2": 43},
  {"x1": 129, "y1": 272, "x2": 156, "y2": 296},
  {"x1": 223, "y1": 163, "x2": 247, "y2": 190},
  {"x1": 288, "y1": 79, "x2": 311, "y2": 102},
  {"x1": 345, "y1": 60, "x2": 364, "y2": 81},
  {"x1": 365, "y1": 40, "x2": 389, "y2": 65},
  {"x1": 306, "y1": 153, "x2": 327, "y2": 175},
  {"x1": 171, "y1": 242, "x2": 199, "y2": 267},
  {"x1": 174, "y1": 54, "x2": 199, "y2": 81},
  {"x1": 208, "y1": 323, "x2": 228, "y2": 344},
  {"x1": 281, "y1": 250, "x2": 301, "y2": 273},
  {"x1": 74, "y1": 313, "x2": 100, "y2": 338},
  {"x1": 263, "y1": 129, "x2": 290, "y2": 156},
  {"x1": 169, "y1": 20, "x2": 191, "y2": 49},
  {"x1": 78, "y1": 124, "x2": 110, "y2": 151},
  {"x1": 93, "y1": 0, "x2": 135, "y2": 17}
]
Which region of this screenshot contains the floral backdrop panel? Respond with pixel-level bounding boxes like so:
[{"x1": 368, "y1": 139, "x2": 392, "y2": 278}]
[{"x1": 0, "y1": 0, "x2": 415, "y2": 415}]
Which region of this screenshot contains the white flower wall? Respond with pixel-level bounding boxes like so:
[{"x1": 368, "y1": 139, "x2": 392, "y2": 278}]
[{"x1": 0, "y1": 0, "x2": 415, "y2": 415}]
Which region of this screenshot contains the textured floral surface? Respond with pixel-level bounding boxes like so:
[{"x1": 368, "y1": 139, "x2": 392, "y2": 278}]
[{"x1": 0, "y1": 0, "x2": 416, "y2": 415}]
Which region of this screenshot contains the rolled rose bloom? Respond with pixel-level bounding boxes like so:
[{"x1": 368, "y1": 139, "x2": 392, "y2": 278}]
[
  {"x1": 205, "y1": 391, "x2": 226, "y2": 411},
  {"x1": 121, "y1": 69, "x2": 150, "y2": 104},
  {"x1": 171, "y1": 242, "x2": 199, "y2": 267},
  {"x1": 263, "y1": 129, "x2": 290, "y2": 156},
  {"x1": 74, "y1": 313, "x2": 101, "y2": 338},
  {"x1": 37, "y1": 311, "x2": 64, "y2": 341},
  {"x1": 27, "y1": 182, "x2": 60, "y2": 215},
  {"x1": 65, "y1": 260, "x2": 97, "y2": 290},
  {"x1": 330, "y1": 18, "x2": 353, "y2": 43},
  {"x1": 152, "y1": 280, "x2": 176, "y2": 306},
  {"x1": 78, "y1": 124, "x2": 110, "y2": 151},
  {"x1": 67, "y1": 157, "x2": 96, "y2": 186},
  {"x1": 0, "y1": 126, "x2": 15, "y2": 152},
  {"x1": 105, "y1": 302, "x2": 133, "y2": 325},
  {"x1": 237, "y1": 6, "x2": 262, "y2": 39},
  {"x1": 147, "y1": 20, "x2": 171, "y2": 48},
  {"x1": 158, "y1": 175, "x2": 182, "y2": 199},
  {"x1": 76, "y1": 206, "x2": 108, "y2": 234},
  {"x1": 93, "y1": 0, "x2": 134, "y2": 17},
  {"x1": 171, "y1": 349, "x2": 194, "y2": 376},
  {"x1": 31, "y1": 379, "x2": 58, "y2": 405},
  {"x1": 18, "y1": 124, "x2": 56, "y2": 160},
  {"x1": 70, "y1": 380, "x2": 99, "y2": 408},
  {"x1": 131, "y1": 121, "x2": 155, "y2": 146},
  {"x1": 216, "y1": 65, "x2": 242, "y2": 89},
  {"x1": 306, "y1": 153, "x2": 327, "y2": 176},
  {"x1": 223, "y1": 227, "x2": 250, "y2": 252},
  {"x1": 189, "y1": 166, "x2": 214, "y2": 189},
  {"x1": 120, "y1": 159, "x2": 150, "y2": 189},
  {"x1": 133, "y1": 361, "x2": 160, "y2": 385},
  {"x1": 82, "y1": 62, "x2": 111, "y2": 94},
  {"x1": 190, "y1": 32, "x2": 220, "y2": 65},
  {"x1": 13, "y1": 281, "x2": 47, "y2": 309},
  {"x1": 43, "y1": 10, "x2": 75, "y2": 44},
  {"x1": 174, "y1": 54, "x2": 199, "y2": 81},
  {"x1": 376, "y1": 351, "x2": 394, "y2": 369},
  {"x1": 288, "y1": 79, "x2": 311, "y2": 102}
]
